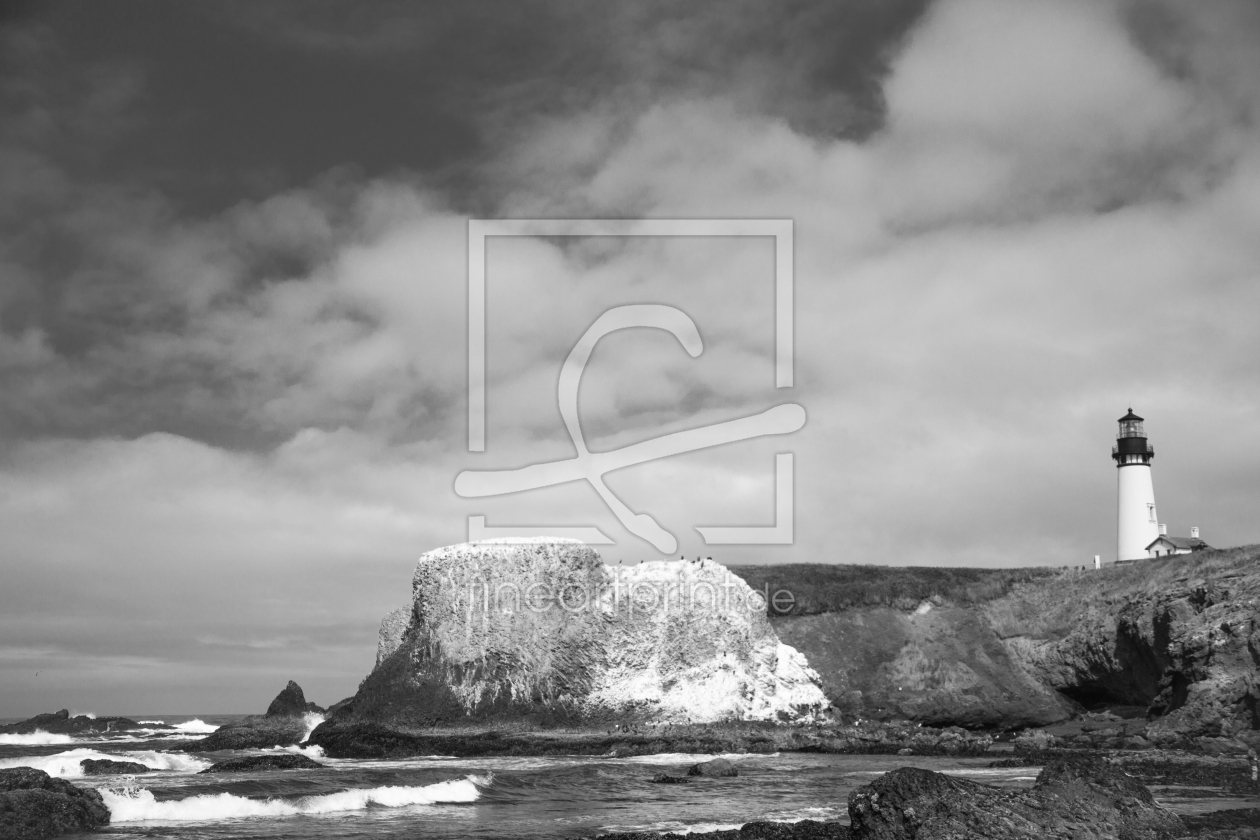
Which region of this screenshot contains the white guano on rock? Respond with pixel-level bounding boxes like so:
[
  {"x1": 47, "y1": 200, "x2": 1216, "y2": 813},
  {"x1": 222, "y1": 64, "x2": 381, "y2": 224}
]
[{"x1": 372, "y1": 540, "x2": 828, "y2": 723}]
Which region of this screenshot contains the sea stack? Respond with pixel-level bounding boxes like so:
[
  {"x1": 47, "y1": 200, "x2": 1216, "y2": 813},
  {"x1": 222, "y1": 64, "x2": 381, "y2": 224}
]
[{"x1": 350, "y1": 539, "x2": 827, "y2": 726}]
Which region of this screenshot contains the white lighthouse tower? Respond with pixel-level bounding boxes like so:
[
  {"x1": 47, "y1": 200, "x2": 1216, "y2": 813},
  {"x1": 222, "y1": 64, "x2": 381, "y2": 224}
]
[{"x1": 1113, "y1": 409, "x2": 1159, "y2": 561}]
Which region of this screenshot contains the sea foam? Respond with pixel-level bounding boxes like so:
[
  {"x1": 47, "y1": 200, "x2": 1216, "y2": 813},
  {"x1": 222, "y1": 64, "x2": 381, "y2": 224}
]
[
  {"x1": 171, "y1": 719, "x2": 219, "y2": 734},
  {"x1": 102, "y1": 775, "x2": 489, "y2": 822},
  {"x1": 0, "y1": 748, "x2": 211, "y2": 778},
  {"x1": 298, "y1": 712, "x2": 324, "y2": 743},
  {"x1": 0, "y1": 731, "x2": 74, "y2": 746}
]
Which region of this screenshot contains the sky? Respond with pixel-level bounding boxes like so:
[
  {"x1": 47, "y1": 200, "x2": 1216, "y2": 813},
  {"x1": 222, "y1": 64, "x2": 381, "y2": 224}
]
[{"x1": 2, "y1": 0, "x2": 1260, "y2": 714}]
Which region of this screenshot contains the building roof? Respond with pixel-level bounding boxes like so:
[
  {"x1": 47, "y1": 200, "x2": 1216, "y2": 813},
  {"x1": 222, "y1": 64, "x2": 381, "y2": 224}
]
[
  {"x1": 1119, "y1": 408, "x2": 1143, "y2": 422},
  {"x1": 1145, "y1": 535, "x2": 1212, "y2": 551}
]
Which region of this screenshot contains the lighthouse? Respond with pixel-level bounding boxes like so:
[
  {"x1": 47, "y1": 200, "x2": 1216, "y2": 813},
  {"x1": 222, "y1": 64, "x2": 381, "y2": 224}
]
[{"x1": 1113, "y1": 409, "x2": 1159, "y2": 561}]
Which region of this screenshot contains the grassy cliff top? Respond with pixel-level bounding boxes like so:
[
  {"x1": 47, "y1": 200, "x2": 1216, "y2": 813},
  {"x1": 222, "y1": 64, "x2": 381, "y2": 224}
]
[
  {"x1": 728, "y1": 545, "x2": 1260, "y2": 617},
  {"x1": 728, "y1": 563, "x2": 1059, "y2": 615}
]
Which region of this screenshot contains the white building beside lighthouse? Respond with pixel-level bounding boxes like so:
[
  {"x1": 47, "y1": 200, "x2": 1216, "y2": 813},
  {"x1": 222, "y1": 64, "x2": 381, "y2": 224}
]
[{"x1": 1113, "y1": 409, "x2": 1159, "y2": 561}]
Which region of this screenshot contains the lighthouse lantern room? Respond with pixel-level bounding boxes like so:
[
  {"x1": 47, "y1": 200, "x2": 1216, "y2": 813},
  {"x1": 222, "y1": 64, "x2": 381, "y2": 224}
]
[{"x1": 1113, "y1": 409, "x2": 1159, "y2": 561}]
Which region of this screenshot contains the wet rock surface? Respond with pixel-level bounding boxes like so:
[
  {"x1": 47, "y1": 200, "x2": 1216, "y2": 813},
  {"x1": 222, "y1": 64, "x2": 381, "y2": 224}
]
[
  {"x1": 0, "y1": 767, "x2": 110, "y2": 839},
  {"x1": 198, "y1": 754, "x2": 324, "y2": 773},
  {"x1": 593, "y1": 821, "x2": 848, "y2": 840},
  {"x1": 688, "y1": 758, "x2": 738, "y2": 777},
  {"x1": 78, "y1": 759, "x2": 151, "y2": 776},
  {"x1": 1181, "y1": 808, "x2": 1260, "y2": 839},
  {"x1": 847, "y1": 756, "x2": 1183, "y2": 839},
  {"x1": 649, "y1": 773, "x2": 689, "y2": 784}
]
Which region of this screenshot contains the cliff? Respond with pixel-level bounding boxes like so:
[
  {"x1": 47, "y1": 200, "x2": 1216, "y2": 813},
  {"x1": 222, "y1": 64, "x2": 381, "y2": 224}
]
[
  {"x1": 339, "y1": 540, "x2": 827, "y2": 727},
  {"x1": 732, "y1": 545, "x2": 1260, "y2": 742}
]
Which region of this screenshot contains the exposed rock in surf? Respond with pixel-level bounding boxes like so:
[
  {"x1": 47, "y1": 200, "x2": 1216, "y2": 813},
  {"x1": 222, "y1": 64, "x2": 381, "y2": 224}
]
[
  {"x1": 686, "y1": 758, "x2": 738, "y2": 777},
  {"x1": 79, "y1": 759, "x2": 151, "y2": 776},
  {"x1": 0, "y1": 767, "x2": 110, "y2": 837},
  {"x1": 198, "y1": 754, "x2": 324, "y2": 773},
  {"x1": 846, "y1": 756, "x2": 1183, "y2": 839},
  {"x1": 593, "y1": 819, "x2": 847, "y2": 839},
  {"x1": 332, "y1": 540, "x2": 827, "y2": 732},
  {"x1": 183, "y1": 681, "x2": 324, "y2": 751},
  {"x1": 266, "y1": 681, "x2": 324, "y2": 717},
  {"x1": 649, "y1": 773, "x2": 689, "y2": 784},
  {"x1": 0, "y1": 709, "x2": 151, "y2": 736}
]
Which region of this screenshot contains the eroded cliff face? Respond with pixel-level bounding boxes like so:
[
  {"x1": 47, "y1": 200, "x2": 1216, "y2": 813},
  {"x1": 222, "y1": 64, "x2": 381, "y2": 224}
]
[
  {"x1": 984, "y1": 546, "x2": 1260, "y2": 743},
  {"x1": 738, "y1": 546, "x2": 1260, "y2": 740},
  {"x1": 352, "y1": 540, "x2": 828, "y2": 725},
  {"x1": 770, "y1": 605, "x2": 1073, "y2": 729}
]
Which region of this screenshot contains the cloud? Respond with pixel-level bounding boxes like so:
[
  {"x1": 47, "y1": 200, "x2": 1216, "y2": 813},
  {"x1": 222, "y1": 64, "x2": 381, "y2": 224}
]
[{"x1": 3, "y1": 0, "x2": 1260, "y2": 713}]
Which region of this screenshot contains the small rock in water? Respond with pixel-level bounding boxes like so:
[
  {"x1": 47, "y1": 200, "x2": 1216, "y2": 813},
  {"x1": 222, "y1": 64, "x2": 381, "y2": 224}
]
[
  {"x1": 265, "y1": 680, "x2": 324, "y2": 717},
  {"x1": 686, "y1": 758, "x2": 738, "y2": 777},
  {"x1": 199, "y1": 754, "x2": 324, "y2": 773},
  {"x1": 649, "y1": 773, "x2": 689, "y2": 784},
  {"x1": 80, "y1": 759, "x2": 152, "y2": 776}
]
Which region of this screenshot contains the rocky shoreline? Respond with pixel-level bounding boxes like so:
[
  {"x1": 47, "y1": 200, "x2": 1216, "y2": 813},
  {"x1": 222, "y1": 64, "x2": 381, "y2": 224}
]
[
  {"x1": 304, "y1": 718, "x2": 996, "y2": 759},
  {"x1": 588, "y1": 754, "x2": 1256, "y2": 839}
]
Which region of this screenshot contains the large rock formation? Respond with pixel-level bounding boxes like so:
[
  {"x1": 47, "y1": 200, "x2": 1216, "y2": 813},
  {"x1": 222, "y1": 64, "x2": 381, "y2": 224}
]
[
  {"x1": 338, "y1": 540, "x2": 828, "y2": 727},
  {"x1": 734, "y1": 545, "x2": 1260, "y2": 741},
  {"x1": 984, "y1": 545, "x2": 1260, "y2": 745},
  {"x1": 184, "y1": 680, "x2": 324, "y2": 752},
  {"x1": 0, "y1": 767, "x2": 110, "y2": 839}
]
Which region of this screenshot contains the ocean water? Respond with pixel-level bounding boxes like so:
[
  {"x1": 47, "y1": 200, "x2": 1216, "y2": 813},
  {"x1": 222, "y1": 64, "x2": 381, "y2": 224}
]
[{"x1": 1, "y1": 718, "x2": 1255, "y2": 839}]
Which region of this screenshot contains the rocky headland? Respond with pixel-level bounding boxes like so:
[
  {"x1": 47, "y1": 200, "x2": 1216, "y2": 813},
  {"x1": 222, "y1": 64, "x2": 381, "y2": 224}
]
[
  {"x1": 734, "y1": 544, "x2": 1260, "y2": 748},
  {"x1": 308, "y1": 540, "x2": 1259, "y2": 761}
]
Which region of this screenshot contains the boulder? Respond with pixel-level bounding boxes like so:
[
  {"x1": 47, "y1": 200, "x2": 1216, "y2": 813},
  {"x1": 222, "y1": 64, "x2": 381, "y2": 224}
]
[
  {"x1": 847, "y1": 756, "x2": 1183, "y2": 839},
  {"x1": 0, "y1": 767, "x2": 110, "y2": 839},
  {"x1": 199, "y1": 754, "x2": 323, "y2": 773},
  {"x1": 687, "y1": 758, "x2": 738, "y2": 777},
  {"x1": 265, "y1": 681, "x2": 324, "y2": 717},
  {"x1": 79, "y1": 759, "x2": 150, "y2": 776}
]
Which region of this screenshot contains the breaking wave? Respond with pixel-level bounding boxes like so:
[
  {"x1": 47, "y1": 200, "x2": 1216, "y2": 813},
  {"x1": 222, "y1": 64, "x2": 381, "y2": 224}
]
[
  {"x1": 102, "y1": 774, "x2": 490, "y2": 822},
  {"x1": 298, "y1": 712, "x2": 324, "y2": 743},
  {"x1": 0, "y1": 731, "x2": 74, "y2": 746},
  {"x1": 274, "y1": 743, "x2": 325, "y2": 759},
  {"x1": 171, "y1": 719, "x2": 219, "y2": 734},
  {"x1": 0, "y1": 748, "x2": 211, "y2": 778}
]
